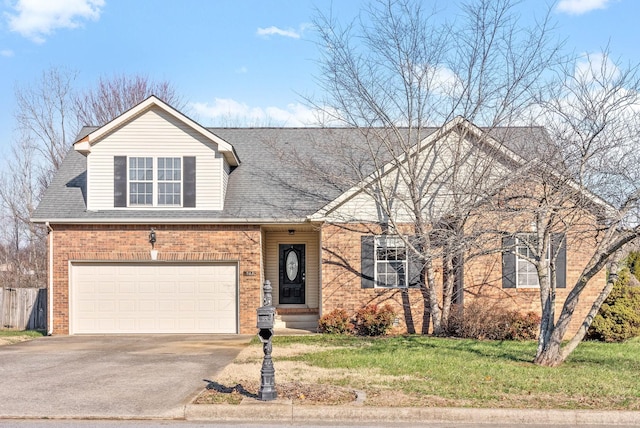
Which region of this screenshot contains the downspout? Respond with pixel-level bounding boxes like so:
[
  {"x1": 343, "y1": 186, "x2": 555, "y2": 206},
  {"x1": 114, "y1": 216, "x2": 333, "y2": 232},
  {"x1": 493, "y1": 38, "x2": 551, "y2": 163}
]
[{"x1": 46, "y1": 222, "x2": 53, "y2": 335}]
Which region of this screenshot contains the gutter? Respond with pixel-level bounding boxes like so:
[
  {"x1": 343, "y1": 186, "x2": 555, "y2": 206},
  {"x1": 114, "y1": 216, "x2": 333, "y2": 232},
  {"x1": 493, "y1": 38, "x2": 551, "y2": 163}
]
[
  {"x1": 31, "y1": 217, "x2": 312, "y2": 225},
  {"x1": 46, "y1": 222, "x2": 53, "y2": 336}
]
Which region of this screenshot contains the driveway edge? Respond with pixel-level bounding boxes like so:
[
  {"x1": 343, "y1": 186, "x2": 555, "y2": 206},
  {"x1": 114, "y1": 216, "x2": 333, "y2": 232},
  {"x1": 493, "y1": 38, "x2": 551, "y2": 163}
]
[{"x1": 185, "y1": 403, "x2": 640, "y2": 425}]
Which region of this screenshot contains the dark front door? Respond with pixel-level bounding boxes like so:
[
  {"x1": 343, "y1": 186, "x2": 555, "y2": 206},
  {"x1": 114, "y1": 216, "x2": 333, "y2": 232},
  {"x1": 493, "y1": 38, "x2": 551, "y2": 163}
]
[{"x1": 279, "y1": 244, "x2": 305, "y2": 304}]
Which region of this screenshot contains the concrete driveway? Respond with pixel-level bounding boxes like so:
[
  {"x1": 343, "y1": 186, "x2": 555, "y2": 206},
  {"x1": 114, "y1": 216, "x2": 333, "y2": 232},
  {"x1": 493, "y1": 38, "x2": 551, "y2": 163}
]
[{"x1": 0, "y1": 334, "x2": 251, "y2": 419}]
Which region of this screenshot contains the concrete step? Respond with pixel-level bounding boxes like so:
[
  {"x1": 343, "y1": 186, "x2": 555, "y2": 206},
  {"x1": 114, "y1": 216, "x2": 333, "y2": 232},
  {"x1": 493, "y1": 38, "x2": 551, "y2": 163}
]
[{"x1": 275, "y1": 313, "x2": 319, "y2": 332}]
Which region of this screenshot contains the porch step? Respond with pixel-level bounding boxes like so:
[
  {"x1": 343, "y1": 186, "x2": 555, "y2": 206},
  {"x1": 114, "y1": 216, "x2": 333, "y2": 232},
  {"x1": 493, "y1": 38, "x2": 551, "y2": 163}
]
[{"x1": 274, "y1": 312, "x2": 319, "y2": 332}]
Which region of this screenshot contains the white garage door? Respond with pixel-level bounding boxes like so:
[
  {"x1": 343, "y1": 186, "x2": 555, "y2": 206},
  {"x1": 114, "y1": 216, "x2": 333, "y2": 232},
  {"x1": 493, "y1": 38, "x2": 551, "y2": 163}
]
[{"x1": 71, "y1": 262, "x2": 238, "y2": 334}]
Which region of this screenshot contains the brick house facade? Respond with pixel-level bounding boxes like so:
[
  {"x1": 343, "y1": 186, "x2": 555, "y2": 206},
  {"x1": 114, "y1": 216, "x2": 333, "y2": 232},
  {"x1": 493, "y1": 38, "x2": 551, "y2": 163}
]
[{"x1": 33, "y1": 96, "x2": 608, "y2": 337}]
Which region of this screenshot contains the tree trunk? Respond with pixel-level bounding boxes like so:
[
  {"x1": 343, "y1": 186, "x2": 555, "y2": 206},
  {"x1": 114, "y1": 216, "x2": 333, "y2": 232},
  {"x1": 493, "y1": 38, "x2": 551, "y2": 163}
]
[
  {"x1": 441, "y1": 252, "x2": 455, "y2": 332},
  {"x1": 533, "y1": 334, "x2": 564, "y2": 367},
  {"x1": 536, "y1": 254, "x2": 622, "y2": 366},
  {"x1": 425, "y1": 257, "x2": 443, "y2": 335}
]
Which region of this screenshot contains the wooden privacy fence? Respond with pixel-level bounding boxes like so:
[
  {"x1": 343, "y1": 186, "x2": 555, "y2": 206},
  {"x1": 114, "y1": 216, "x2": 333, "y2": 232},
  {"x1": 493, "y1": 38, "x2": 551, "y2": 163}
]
[{"x1": 0, "y1": 288, "x2": 47, "y2": 331}]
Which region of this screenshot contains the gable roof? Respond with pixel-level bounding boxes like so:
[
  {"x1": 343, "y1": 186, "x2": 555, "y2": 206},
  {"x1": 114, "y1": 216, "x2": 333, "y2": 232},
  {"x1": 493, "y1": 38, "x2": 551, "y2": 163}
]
[
  {"x1": 309, "y1": 116, "x2": 534, "y2": 220},
  {"x1": 34, "y1": 109, "x2": 606, "y2": 224},
  {"x1": 73, "y1": 95, "x2": 240, "y2": 167}
]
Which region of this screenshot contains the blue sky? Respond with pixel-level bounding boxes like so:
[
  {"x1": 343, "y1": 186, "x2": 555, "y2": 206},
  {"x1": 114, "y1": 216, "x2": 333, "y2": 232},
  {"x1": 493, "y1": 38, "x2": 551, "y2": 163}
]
[{"x1": 0, "y1": 0, "x2": 639, "y2": 156}]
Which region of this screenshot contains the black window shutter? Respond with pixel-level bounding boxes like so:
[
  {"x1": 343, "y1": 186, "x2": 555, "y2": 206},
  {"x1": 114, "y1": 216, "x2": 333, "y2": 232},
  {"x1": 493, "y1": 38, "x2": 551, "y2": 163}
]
[
  {"x1": 552, "y1": 233, "x2": 567, "y2": 289},
  {"x1": 502, "y1": 235, "x2": 516, "y2": 288},
  {"x1": 183, "y1": 156, "x2": 196, "y2": 207},
  {"x1": 114, "y1": 156, "x2": 127, "y2": 207},
  {"x1": 361, "y1": 235, "x2": 375, "y2": 288},
  {"x1": 407, "y1": 235, "x2": 423, "y2": 288}
]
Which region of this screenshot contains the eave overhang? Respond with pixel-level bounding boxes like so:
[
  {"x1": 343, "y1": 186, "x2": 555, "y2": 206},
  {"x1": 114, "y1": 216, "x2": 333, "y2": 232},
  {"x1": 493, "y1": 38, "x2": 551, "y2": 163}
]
[{"x1": 72, "y1": 95, "x2": 240, "y2": 167}]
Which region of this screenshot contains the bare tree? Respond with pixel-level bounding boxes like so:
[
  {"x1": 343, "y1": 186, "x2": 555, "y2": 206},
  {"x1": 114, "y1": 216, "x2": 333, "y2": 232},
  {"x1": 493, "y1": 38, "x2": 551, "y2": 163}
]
[
  {"x1": 0, "y1": 136, "x2": 48, "y2": 289},
  {"x1": 515, "y1": 51, "x2": 640, "y2": 366},
  {"x1": 294, "y1": 0, "x2": 640, "y2": 368},
  {"x1": 74, "y1": 73, "x2": 185, "y2": 126},
  {"x1": 13, "y1": 67, "x2": 78, "y2": 186},
  {"x1": 301, "y1": 0, "x2": 559, "y2": 335},
  {"x1": 1, "y1": 68, "x2": 184, "y2": 292}
]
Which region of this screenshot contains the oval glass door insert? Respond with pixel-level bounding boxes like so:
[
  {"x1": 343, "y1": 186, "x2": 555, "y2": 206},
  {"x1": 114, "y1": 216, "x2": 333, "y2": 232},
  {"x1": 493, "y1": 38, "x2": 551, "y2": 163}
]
[{"x1": 286, "y1": 251, "x2": 299, "y2": 281}]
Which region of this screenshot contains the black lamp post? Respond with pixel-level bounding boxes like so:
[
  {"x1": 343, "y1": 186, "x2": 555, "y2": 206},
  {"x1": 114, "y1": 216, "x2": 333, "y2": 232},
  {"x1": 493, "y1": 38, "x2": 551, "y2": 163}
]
[{"x1": 256, "y1": 280, "x2": 277, "y2": 401}]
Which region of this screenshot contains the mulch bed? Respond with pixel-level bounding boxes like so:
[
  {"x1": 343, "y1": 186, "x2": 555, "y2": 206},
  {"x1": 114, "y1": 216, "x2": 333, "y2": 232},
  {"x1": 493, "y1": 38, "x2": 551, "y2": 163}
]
[{"x1": 194, "y1": 380, "x2": 357, "y2": 405}]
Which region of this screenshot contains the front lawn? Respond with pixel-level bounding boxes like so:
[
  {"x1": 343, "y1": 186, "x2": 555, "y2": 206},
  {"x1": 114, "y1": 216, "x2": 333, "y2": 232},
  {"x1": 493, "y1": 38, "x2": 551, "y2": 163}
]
[
  {"x1": 269, "y1": 335, "x2": 640, "y2": 409},
  {"x1": 0, "y1": 330, "x2": 45, "y2": 346}
]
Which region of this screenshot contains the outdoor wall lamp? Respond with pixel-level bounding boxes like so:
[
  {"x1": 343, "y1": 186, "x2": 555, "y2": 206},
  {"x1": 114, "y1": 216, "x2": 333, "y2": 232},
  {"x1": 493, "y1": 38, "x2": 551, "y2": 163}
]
[
  {"x1": 149, "y1": 228, "x2": 157, "y2": 248},
  {"x1": 149, "y1": 228, "x2": 158, "y2": 260},
  {"x1": 288, "y1": 229, "x2": 295, "y2": 235}
]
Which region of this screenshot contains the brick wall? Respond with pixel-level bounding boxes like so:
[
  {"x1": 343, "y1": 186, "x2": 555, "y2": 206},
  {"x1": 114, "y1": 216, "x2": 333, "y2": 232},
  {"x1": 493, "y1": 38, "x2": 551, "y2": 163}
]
[
  {"x1": 49, "y1": 224, "x2": 262, "y2": 334},
  {"x1": 321, "y1": 224, "x2": 429, "y2": 334},
  {"x1": 320, "y1": 223, "x2": 606, "y2": 339}
]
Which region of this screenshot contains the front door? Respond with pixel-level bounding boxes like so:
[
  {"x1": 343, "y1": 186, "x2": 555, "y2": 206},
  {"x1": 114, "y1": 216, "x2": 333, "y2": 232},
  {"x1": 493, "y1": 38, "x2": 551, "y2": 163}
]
[{"x1": 279, "y1": 244, "x2": 305, "y2": 304}]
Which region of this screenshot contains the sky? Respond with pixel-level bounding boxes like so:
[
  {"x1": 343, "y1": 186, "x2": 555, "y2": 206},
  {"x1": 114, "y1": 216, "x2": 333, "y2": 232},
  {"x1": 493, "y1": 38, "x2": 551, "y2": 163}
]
[{"x1": 1, "y1": 0, "x2": 640, "y2": 157}]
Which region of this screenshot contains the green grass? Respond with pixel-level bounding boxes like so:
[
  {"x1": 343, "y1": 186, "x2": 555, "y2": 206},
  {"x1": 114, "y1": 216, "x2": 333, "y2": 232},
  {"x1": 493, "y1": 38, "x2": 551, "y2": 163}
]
[
  {"x1": 0, "y1": 330, "x2": 45, "y2": 338},
  {"x1": 271, "y1": 335, "x2": 640, "y2": 409}
]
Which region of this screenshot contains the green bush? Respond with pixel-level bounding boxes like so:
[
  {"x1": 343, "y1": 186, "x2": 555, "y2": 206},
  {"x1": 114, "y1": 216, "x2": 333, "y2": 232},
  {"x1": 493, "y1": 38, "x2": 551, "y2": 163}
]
[
  {"x1": 448, "y1": 301, "x2": 540, "y2": 341},
  {"x1": 318, "y1": 308, "x2": 353, "y2": 334},
  {"x1": 587, "y1": 267, "x2": 640, "y2": 342},
  {"x1": 626, "y1": 251, "x2": 640, "y2": 282},
  {"x1": 353, "y1": 304, "x2": 397, "y2": 336}
]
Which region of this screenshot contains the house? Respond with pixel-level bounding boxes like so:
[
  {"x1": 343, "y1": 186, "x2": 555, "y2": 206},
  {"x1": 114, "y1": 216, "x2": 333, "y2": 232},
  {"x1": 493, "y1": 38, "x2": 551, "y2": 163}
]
[{"x1": 32, "y1": 96, "x2": 606, "y2": 335}]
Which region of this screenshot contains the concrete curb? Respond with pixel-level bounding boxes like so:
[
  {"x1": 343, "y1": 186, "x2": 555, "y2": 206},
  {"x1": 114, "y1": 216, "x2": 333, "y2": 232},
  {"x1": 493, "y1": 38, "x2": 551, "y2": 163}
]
[{"x1": 185, "y1": 401, "x2": 640, "y2": 425}]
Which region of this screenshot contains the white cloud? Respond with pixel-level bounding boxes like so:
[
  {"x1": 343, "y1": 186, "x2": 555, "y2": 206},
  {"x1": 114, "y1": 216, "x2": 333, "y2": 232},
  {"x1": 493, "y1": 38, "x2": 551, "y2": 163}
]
[
  {"x1": 5, "y1": 0, "x2": 105, "y2": 43},
  {"x1": 556, "y1": 0, "x2": 613, "y2": 15},
  {"x1": 574, "y1": 52, "x2": 620, "y2": 82},
  {"x1": 256, "y1": 26, "x2": 301, "y2": 39},
  {"x1": 191, "y1": 98, "x2": 323, "y2": 127},
  {"x1": 1, "y1": 49, "x2": 15, "y2": 57}
]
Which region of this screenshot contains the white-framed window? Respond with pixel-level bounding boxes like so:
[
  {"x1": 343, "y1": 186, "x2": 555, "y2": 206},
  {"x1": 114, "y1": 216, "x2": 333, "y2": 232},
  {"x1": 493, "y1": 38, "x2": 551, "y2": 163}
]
[
  {"x1": 375, "y1": 235, "x2": 407, "y2": 288},
  {"x1": 128, "y1": 157, "x2": 182, "y2": 207},
  {"x1": 129, "y1": 157, "x2": 153, "y2": 206},
  {"x1": 515, "y1": 234, "x2": 548, "y2": 288},
  {"x1": 157, "y1": 157, "x2": 182, "y2": 206}
]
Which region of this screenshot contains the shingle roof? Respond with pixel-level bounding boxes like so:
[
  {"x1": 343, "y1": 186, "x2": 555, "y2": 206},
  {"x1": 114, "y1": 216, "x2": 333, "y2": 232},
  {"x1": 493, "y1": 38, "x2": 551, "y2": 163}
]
[{"x1": 32, "y1": 124, "x2": 545, "y2": 223}]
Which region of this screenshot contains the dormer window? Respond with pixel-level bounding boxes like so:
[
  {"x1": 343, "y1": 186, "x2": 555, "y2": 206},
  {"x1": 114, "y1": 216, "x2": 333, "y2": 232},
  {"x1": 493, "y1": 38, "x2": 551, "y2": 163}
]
[
  {"x1": 128, "y1": 157, "x2": 182, "y2": 206},
  {"x1": 157, "y1": 157, "x2": 182, "y2": 206},
  {"x1": 129, "y1": 157, "x2": 153, "y2": 205},
  {"x1": 115, "y1": 155, "x2": 195, "y2": 208}
]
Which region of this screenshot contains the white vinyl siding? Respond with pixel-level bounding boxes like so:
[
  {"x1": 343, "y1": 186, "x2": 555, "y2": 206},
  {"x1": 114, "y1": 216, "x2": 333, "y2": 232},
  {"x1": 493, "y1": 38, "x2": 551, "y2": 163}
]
[
  {"x1": 325, "y1": 131, "x2": 511, "y2": 223},
  {"x1": 86, "y1": 106, "x2": 226, "y2": 210}
]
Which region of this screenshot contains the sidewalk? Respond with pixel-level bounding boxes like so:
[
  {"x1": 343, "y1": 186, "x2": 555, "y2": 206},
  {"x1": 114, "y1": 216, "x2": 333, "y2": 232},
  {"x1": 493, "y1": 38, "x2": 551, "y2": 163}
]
[{"x1": 185, "y1": 398, "x2": 640, "y2": 425}]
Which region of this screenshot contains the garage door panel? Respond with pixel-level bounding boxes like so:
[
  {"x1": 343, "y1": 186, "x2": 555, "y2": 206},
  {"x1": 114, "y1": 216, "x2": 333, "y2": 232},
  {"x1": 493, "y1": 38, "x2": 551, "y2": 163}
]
[{"x1": 71, "y1": 263, "x2": 238, "y2": 334}]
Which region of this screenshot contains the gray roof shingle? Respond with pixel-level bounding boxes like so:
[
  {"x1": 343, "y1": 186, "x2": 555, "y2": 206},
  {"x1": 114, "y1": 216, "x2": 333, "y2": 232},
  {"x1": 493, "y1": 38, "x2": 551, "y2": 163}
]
[{"x1": 32, "y1": 125, "x2": 543, "y2": 223}]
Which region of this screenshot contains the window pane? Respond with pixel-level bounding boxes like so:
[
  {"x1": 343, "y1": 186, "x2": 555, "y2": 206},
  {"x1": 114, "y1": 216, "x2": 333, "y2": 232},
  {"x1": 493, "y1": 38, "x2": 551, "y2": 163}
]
[
  {"x1": 516, "y1": 237, "x2": 540, "y2": 287},
  {"x1": 374, "y1": 236, "x2": 407, "y2": 288},
  {"x1": 128, "y1": 165, "x2": 153, "y2": 206}
]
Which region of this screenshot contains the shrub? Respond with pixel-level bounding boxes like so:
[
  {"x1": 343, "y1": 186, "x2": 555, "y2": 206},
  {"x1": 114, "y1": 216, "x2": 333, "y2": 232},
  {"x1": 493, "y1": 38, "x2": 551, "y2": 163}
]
[
  {"x1": 626, "y1": 251, "x2": 640, "y2": 282},
  {"x1": 318, "y1": 308, "x2": 353, "y2": 334},
  {"x1": 587, "y1": 267, "x2": 640, "y2": 342},
  {"x1": 447, "y1": 301, "x2": 540, "y2": 341},
  {"x1": 507, "y1": 311, "x2": 540, "y2": 340},
  {"x1": 353, "y1": 304, "x2": 397, "y2": 336}
]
